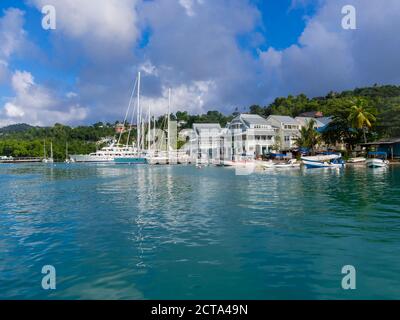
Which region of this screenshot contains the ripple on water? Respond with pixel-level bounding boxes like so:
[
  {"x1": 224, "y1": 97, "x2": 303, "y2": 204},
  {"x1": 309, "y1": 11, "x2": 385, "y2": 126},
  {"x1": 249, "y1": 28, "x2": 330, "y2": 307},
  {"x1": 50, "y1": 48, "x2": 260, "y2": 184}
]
[{"x1": 1, "y1": 164, "x2": 400, "y2": 299}]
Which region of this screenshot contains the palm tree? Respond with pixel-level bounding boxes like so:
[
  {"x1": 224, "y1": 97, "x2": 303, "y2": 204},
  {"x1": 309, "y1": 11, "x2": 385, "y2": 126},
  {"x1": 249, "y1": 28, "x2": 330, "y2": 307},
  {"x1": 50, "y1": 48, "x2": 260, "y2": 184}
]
[
  {"x1": 295, "y1": 119, "x2": 320, "y2": 154},
  {"x1": 347, "y1": 98, "x2": 376, "y2": 143}
]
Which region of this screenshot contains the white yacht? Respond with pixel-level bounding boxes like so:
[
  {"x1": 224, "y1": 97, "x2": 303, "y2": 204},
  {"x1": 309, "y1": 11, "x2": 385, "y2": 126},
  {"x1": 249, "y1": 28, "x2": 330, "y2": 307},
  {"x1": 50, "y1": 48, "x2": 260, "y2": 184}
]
[{"x1": 70, "y1": 143, "x2": 137, "y2": 163}]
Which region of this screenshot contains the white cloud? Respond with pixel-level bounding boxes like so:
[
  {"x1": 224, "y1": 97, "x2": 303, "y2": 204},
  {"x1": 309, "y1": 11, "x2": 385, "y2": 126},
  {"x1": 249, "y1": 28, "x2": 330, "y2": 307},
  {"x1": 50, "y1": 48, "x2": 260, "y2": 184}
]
[
  {"x1": 30, "y1": 0, "x2": 140, "y2": 55},
  {"x1": 259, "y1": 0, "x2": 400, "y2": 97},
  {"x1": 179, "y1": 0, "x2": 204, "y2": 17},
  {"x1": 1, "y1": 70, "x2": 88, "y2": 126},
  {"x1": 139, "y1": 61, "x2": 158, "y2": 76},
  {"x1": 141, "y1": 80, "x2": 216, "y2": 116},
  {"x1": 4, "y1": 102, "x2": 25, "y2": 117},
  {"x1": 0, "y1": 8, "x2": 27, "y2": 84},
  {"x1": 0, "y1": 8, "x2": 26, "y2": 59}
]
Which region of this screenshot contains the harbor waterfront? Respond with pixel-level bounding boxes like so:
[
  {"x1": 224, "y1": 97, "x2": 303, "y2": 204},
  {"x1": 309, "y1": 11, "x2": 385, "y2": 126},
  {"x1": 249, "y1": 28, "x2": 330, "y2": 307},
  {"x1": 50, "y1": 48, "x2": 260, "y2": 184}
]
[{"x1": 1, "y1": 163, "x2": 400, "y2": 299}]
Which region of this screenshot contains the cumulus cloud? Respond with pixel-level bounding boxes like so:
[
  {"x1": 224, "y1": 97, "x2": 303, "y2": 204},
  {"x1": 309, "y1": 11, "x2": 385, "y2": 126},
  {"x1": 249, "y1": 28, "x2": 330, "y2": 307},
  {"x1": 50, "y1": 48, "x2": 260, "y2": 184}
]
[
  {"x1": 178, "y1": 0, "x2": 204, "y2": 17},
  {"x1": 141, "y1": 80, "x2": 216, "y2": 116},
  {"x1": 0, "y1": 8, "x2": 26, "y2": 59},
  {"x1": 30, "y1": 0, "x2": 140, "y2": 59},
  {"x1": 260, "y1": 0, "x2": 400, "y2": 97},
  {"x1": 1, "y1": 70, "x2": 88, "y2": 126},
  {"x1": 2, "y1": 0, "x2": 400, "y2": 127},
  {"x1": 0, "y1": 8, "x2": 27, "y2": 84}
]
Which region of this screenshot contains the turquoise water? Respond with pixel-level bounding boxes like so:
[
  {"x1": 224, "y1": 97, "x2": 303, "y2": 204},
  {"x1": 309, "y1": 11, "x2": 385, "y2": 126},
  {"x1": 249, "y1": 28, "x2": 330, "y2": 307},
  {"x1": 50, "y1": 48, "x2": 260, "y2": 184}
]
[{"x1": 0, "y1": 163, "x2": 399, "y2": 299}]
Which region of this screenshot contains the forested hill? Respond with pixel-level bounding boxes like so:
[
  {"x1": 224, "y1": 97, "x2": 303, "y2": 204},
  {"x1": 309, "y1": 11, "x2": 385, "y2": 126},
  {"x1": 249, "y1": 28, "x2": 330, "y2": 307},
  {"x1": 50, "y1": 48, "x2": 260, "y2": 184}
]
[
  {"x1": 247, "y1": 84, "x2": 400, "y2": 137},
  {"x1": 0, "y1": 84, "x2": 399, "y2": 159}
]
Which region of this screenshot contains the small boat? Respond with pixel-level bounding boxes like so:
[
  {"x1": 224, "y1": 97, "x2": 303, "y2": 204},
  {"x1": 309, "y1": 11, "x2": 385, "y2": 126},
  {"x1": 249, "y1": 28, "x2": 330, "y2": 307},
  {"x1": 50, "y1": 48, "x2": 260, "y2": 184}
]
[
  {"x1": 366, "y1": 152, "x2": 389, "y2": 168},
  {"x1": 347, "y1": 157, "x2": 366, "y2": 163},
  {"x1": 273, "y1": 159, "x2": 301, "y2": 169},
  {"x1": 301, "y1": 154, "x2": 345, "y2": 169},
  {"x1": 42, "y1": 141, "x2": 54, "y2": 164},
  {"x1": 64, "y1": 142, "x2": 75, "y2": 163},
  {"x1": 254, "y1": 160, "x2": 275, "y2": 169}
]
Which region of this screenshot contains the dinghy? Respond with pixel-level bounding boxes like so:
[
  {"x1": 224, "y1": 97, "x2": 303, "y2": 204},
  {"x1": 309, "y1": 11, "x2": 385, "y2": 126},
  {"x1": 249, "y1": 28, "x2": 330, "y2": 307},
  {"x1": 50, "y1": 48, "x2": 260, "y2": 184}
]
[
  {"x1": 366, "y1": 152, "x2": 389, "y2": 168},
  {"x1": 301, "y1": 154, "x2": 345, "y2": 169}
]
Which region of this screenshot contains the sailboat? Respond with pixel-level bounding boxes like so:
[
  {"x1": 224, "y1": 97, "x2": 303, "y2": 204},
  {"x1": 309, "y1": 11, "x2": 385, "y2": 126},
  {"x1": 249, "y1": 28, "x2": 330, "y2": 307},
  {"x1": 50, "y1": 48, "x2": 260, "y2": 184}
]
[
  {"x1": 65, "y1": 142, "x2": 74, "y2": 163},
  {"x1": 70, "y1": 73, "x2": 140, "y2": 163},
  {"x1": 42, "y1": 140, "x2": 54, "y2": 163},
  {"x1": 147, "y1": 89, "x2": 172, "y2": 165},
  {"x1": 114, "y1": 71, "x2": 147, "y2": 164}
]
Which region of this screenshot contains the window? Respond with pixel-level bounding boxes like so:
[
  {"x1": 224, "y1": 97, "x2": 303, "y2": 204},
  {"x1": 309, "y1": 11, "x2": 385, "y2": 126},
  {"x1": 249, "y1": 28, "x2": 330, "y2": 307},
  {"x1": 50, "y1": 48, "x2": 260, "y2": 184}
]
[{"x1": 284, "y1": 136, "x2": 290, "y2": 142}]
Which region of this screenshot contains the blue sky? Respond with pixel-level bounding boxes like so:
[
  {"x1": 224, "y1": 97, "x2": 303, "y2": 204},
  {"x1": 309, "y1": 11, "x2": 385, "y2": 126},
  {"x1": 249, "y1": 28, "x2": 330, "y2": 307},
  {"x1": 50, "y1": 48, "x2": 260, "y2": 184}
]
[{"x1": 1, "y1": 0, "x2": 399, "y2": 126}]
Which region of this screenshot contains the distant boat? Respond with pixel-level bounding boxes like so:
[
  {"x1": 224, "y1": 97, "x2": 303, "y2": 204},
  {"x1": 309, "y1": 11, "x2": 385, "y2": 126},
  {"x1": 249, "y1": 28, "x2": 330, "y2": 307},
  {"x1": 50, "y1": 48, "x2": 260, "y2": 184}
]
[
  {"x1": 272, "y1": 159, "x2": 301, "y2": 169},
  {"x1": 366, "y1": 152, "x2": 389, "y2": 168},
  {"x1": 71, "y1": 143, "x2": 137, "y2": 163},
  {"x1": 348, "y1": 157, "x2": 366, "y2": 163},
  {"x1": 65, "y1": 142, "x2": 75, "y2": 163},
  {"x1": 42, "y1": 141, "x2": 54, "y2": 164},
  {"x1": 301, "y1": 154, "x2": 345, "y2": 169}
]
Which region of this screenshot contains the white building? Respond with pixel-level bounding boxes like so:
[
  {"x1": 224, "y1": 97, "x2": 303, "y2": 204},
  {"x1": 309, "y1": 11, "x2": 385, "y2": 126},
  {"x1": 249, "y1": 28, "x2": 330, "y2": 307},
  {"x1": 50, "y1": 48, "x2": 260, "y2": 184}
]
[
  {"x1": 227, "y1": 114, "x2": 276, "y2": 158},
  {"x1": 192, "y1": 123, "x2": 222, "y2": 162},
  {"x1": 295, "y1": 117, "x2": 326, "y2": 129},
  {"x1": 266, "y1": 115, "x2": 301, "y2": 151}
]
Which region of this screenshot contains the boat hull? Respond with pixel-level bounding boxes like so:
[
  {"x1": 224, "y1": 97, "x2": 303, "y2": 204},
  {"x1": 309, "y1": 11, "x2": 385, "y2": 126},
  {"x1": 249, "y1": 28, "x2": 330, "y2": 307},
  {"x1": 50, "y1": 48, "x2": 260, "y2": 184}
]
[
  {"x1": 366, "y1": 159, "x2": 389, "y2": 168},
  {"x1": 70, "y1": 155, "x2": 115, "y2": 163},
  {"x1": 114, "y1": 157, "x2": 147, "y2": 164},
  {"x1": 303, "y1": 160, "x2": 345, "y2": 169}
]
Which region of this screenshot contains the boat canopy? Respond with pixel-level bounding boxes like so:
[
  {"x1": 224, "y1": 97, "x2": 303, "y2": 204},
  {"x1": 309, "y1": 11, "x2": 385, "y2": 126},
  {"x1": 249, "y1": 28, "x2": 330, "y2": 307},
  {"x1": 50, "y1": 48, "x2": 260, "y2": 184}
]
[{"x1": 368, "y1": 151, "x2": 387, "y2": 158}]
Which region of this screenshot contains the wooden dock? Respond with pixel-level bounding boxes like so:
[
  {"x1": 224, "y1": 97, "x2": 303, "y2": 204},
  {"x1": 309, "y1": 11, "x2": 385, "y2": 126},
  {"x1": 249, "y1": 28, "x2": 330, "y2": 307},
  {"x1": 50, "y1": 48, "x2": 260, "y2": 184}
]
[{"x1": 0, "y1": 157, "x2": 42, "y2": 163}]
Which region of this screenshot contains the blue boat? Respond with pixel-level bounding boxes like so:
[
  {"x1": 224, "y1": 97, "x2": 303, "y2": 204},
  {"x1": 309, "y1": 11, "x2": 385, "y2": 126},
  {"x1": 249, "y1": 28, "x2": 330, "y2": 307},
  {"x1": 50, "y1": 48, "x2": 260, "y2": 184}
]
[{"x1": 301, "y1": 154, "x2": 346, "y2": 169}]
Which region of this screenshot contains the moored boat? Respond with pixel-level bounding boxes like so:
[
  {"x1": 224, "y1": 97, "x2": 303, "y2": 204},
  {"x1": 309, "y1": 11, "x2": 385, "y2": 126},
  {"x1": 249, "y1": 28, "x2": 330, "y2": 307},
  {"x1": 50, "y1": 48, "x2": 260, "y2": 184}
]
[
  {"x1": 301, "y1": 154, "x2": 345, "y2": 169},
  {"x1": 366, "y1": 152, "x2": 389, "y2": 168}
]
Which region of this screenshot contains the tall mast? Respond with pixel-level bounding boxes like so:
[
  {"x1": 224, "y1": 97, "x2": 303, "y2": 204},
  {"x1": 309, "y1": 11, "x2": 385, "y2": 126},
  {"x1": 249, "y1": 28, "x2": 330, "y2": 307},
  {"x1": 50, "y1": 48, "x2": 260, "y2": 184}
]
[
  {"x1": 43, "y1": 140, "x2": 46, "y2": 159},
  {"x1": 137, "y1": 71, "x2": 141, "y2": 153},
  {"x1": 50, "y1": 142, "x2": 53, "y2": 159},
  {"x1": 148, "y1": 105, "x2": 151, "y2": 152},
  {"x1": 141, "y1": 120, "x2": 145, "y2": 152},
  {"x1": 167, "y1": 88, "x2": 171, "y2": 154},
  {"x1": 153, "y1": 116, "x2": 156, "y2": 152}
]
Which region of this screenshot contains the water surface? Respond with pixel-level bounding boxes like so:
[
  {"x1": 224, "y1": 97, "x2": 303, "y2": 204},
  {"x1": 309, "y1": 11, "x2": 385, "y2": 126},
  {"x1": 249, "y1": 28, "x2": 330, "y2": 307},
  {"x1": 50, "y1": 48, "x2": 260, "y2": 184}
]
[{"x1": 0, "y1": 164, "x2": 399, "y2": 299}]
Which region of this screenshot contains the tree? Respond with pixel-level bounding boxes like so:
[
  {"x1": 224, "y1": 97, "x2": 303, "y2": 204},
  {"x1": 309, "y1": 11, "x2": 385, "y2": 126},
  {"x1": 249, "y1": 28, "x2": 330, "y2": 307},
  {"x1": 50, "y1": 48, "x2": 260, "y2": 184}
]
[
  {"x1": 347, "y1": 98, "x2": 376, "y2": 143},
  {"x1": 294, "y1": 119, "x2": 320, "y2": 154}
]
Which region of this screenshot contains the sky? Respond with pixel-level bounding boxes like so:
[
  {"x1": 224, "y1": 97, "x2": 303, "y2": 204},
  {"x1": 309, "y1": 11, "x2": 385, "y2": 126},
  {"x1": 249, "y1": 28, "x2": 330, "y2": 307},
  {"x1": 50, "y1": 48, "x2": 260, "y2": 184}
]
[{"x1": 0, "y1": 0, "x2": 400, "y2": 126}]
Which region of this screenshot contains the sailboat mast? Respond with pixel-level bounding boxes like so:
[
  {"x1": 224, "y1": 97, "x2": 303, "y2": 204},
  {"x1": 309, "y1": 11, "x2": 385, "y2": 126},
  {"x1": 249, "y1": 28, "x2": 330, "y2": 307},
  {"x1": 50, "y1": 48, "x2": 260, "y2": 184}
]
[
  {"x1": 153, "y1": 116, "x2": 156, "y2": 152},
  {"x1": 137, "y1": 71, "x2": 141, "y2": 153},
  {"x1": 50, "y1": 142, "x2": 53, "y2": 159},
  {"x1": 43, "y1": 140, "x2": 46, "y2": 159},
  {"x1": 148, "y1": 105, "x2": 151, "y2": 152},
  {"x1": 167, "y1": 88, "x2": 171, "y2": 155}
]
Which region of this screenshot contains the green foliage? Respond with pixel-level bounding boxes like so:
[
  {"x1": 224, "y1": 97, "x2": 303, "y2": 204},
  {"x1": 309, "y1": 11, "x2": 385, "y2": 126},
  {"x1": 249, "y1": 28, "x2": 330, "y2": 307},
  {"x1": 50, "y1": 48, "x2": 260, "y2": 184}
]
[
  {"x1": 294, "y1": 119, "x2": 321, "y2": 153},
  {"x1": 1, "y1": 84, "x2": 400, "y2": 158},
  {"x1": 0, "y1": 123, "x2": 115, "y2": 161}
]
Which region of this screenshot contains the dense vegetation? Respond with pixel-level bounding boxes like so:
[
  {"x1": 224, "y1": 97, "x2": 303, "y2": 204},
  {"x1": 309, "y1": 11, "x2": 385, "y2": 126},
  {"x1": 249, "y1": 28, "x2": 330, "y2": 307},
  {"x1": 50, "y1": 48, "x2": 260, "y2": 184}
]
[{"x1": 1, "y1": 84, "x2": 399, "y2": 159}]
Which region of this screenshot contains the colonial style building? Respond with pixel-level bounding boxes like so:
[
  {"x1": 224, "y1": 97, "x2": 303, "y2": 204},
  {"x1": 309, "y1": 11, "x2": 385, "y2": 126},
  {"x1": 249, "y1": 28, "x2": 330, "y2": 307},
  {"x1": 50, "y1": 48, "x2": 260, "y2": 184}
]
[
  {"x1": 192, "y1": 123, "x2": 222, "y2": 162},
  {"x1": 266, "y1": 115, "x2": 301, "y2": 151},
  {"x1": 227, "y1": 114, "x2": 276, "y2": 158}
]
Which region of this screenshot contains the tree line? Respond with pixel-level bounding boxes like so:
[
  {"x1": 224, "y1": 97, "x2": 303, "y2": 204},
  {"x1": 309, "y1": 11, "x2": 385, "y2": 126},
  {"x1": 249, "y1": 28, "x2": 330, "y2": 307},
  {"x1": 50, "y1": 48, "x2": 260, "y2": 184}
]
[{"x1": 1, "y1": 84, "x2": 399, "y2": 159}]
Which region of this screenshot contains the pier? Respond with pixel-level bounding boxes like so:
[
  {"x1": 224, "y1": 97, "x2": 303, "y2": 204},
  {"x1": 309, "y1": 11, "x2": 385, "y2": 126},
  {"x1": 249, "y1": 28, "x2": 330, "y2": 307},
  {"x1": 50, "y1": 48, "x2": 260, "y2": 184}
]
[{"x1": 0, "y1": 157, "x2": 42, "y2": 163}]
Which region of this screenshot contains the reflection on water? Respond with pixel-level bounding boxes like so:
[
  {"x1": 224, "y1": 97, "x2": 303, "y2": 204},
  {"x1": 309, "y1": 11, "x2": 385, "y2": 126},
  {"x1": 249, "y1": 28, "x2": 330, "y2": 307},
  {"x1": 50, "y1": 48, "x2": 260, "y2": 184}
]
[{"x1": 0, "y1": 163, "x2": 400, "y2": 299}]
